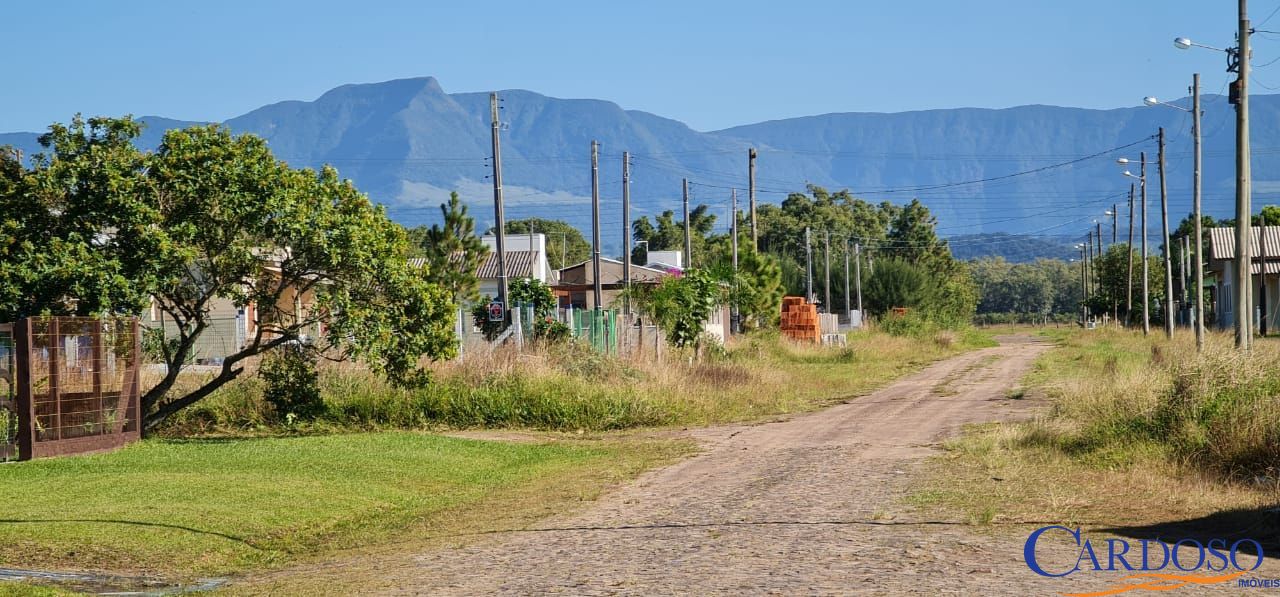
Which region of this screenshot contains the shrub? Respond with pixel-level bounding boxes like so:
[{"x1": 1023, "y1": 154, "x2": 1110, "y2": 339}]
[{"x1": 260, "y1": 345, "x2": 323, "y2": 421}]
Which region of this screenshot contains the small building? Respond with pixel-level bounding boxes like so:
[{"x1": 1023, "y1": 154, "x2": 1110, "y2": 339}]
[
  {"x1": 553, "y1": 257, "x2": 731, "y2": 343},
  {"x1": 1206, "y1": 225, "x2": 1280, "y2": 330},
  {"x1": 554, "y1": 257, "x2": 674, "y2": 311}
]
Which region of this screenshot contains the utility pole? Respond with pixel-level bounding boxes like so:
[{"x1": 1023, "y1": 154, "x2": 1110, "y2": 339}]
[
  {"x1": 591, "y1": 141, "x2": 602, "y2": 310},
  {"x1": 1087, "y1": 231, "x2": 1094, "y2": 300},
  {"x1": 1112, "y1": 204, "x2": 1118, "y2": 244},
  {"x1": 1080, "y1": 246, "x2": 1089, "y2": 324},
  {"x1": 854, "y1": 243, "x2": 863, "y2": 325},
  {"x1": 805, "y1": 227, "x2": 813, "y2": 303},
  {"x1": 1159, "y1": 128, "x2": 1174, "y2": 339},
  {"x1": 1261, "y1": 222, "x2": 1269, "y2": 336},
  {"x1": 682, "y1": 178, "x2": 692, "y2": 268},
  {"x1": 622, "y1": 151, "x2": 631, "y2": 315},
  {"x1": 489, "y1": 93, "x2": 510, "y2": 321},
  {"x1": 1234, "y1": 0, "x2": 1253, "y2": 349},
  {"x1": 1127, "y1": 183, "x2": 1136, "y2": 326},
  {"x1": 749, "y1": 148, "x2": 758, "y2": 249},
  {"x1": 1193, "y1": 72, "x2": 1206, "y2": 351},
  {"x1": 824, "y1": 231, "x2": 832, "y2": 313},
  {"x1": 844, "y1": 238, "x2": 852, "y2": 326},
  {"x1": 1141, "y1": 152, "x2": 1150, "y2": 336},
  {"x1": 731, "y1": 189, "x2": 739, "y2": 334}
]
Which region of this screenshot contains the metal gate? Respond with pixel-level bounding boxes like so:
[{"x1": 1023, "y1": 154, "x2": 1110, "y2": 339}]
[{"x1": 0, "y1": 324, "x2": 18, "y2": 461}]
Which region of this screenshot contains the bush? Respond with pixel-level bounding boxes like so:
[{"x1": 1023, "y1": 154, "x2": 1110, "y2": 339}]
[{"x1": 260, "y1": 345, "x2": 323, "y2": 421}]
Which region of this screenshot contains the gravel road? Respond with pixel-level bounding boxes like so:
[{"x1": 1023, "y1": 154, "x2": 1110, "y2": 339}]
[{"x1": 256, "y1": 335, "x2": 1280, "y2": 595}]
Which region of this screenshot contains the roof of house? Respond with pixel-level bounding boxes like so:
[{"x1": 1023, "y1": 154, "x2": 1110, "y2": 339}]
[
  {"x1": 1207, "y1": 226, "x2": 1280, "y2": 274},
  {"x1": 555, "y1": 257, "x2": 674, "y2": 286},
  {"x1": 408, "y1": 250, "x2": 536, "y2": 279}
]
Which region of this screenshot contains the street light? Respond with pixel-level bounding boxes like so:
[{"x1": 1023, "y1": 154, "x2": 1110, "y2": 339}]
[
  {"x1": 1175, "y1": 13, "x2": 1251, "y2": 350},
  {"x1": 1145, "y1": 77, "x2": 1207, "y2": 352}
]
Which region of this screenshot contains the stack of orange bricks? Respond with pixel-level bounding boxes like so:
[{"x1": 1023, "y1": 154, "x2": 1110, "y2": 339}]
[{"x1": 779, "y1": 296, "x2": 820, "y2": 343}]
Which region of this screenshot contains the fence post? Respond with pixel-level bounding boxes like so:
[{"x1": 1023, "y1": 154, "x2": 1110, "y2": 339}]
[{"x1": 14, "y1": 319, "x2": 32, "y2": 460}]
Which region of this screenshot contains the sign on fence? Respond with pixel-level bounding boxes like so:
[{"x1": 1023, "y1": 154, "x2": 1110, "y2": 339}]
[{"x1": 487, "y1": 301, "x2": 505, "y2": 322}]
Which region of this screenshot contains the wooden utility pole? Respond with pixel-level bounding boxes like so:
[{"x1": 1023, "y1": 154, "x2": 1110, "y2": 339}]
[
  {"x1": 1141, "y1": 151, "x2": 1150, "y2": 336},
  {"x1": 749, "y1": 148, "x2": 758, "y2": 249},
  {"x1": 843, "y1": 238, "x2": 851, "y2": 325},
  {"x1": 622, "y1": 151, "x2": 631, "y2": 315},
  {"x1": 1235, "y1": 0, "x2": 1253, "y2": 349},
  {"x1": 1261, "y1": 223, "x2": 1270, "y2": 336},
  {"x1": 489, "y1": 93, "x2": 510, "y2": 319},
  {"x1": 591, "y1": 141, "x2": 602, "y2": 310},
  {"x1": 1087, "y1": 231, "x2": 1094, "y2": 300},
  {"x1": 1112, "y1": 204, "x2": 1118, "y2": 244},
  {"x1": 805, "y1": 227, "x2": 813, "y2": 302},
  {"x1": 682, "y1": 178, "x2": 692, "y2": 268},
  {"x1": 731, "y1": 189, "x2": 739, "y2": 334},
  {"x1": 1080, "y1": 246, "x2": 1089, "y2": 324},
  {"x1": 1159, "y1": 128, "x2": 1174, "y2": 339},
  {"x1": 1193, "y1": 72, "x2": 1206, "y2": 351}
]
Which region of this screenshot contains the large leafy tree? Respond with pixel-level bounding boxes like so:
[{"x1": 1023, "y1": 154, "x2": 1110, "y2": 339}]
[
  {"x1": 632, "y1": 206, "x2": 716, "y2": 266},
  {"x1": 2, "y1": 119, "x2": 457, "y2": 431},
  {"x1": 413, "y1": 192, "x2": 489, "y2": 303}
]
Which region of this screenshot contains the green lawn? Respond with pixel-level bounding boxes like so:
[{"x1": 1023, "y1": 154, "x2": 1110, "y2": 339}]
[{"x1": 0, "y1": 432, "x2": 682, "y2": 579}]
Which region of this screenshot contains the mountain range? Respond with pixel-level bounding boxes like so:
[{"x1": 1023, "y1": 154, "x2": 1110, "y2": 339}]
[{"x1": 3, "y1": 76, "x2": 1278, "y2": 256}]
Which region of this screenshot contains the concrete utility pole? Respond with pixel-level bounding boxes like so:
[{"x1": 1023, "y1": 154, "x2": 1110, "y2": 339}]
[
  {"x1": 749, "y1": 148, "x2": 758, "y2": 249},
  {"x1": 1261, "y1": 223, "x2": 1269, "y2": 336},
  {"x1": 622, "y1": 151, "x2": 631, "y2": 315},
  {"x1": 1193, "y1": 72, "x2": 1206, "y2": 351},
  {"x1": 1235, "y1": 0, "x2": 1254, "y2": 349},
  {"x1": 823, "y1": 231, "x2": 832, "y2": 313},
  {"x1": 731, "y1": 189, "x2": 739, "y2": 334},
  {"x1": 489, "y1": 93, "x2": 510, "y2": 320},
  {"x1": 1087, "y1": 231, "x2": 1094, "y2": 300},
  {"x1": 591, "y1": 140, "x2": 602, "y2": 310},
  {"x1": 1159, "y1": 128, "x2": 1174, "y2": 339},
  {"x1": 843, "y1": 238, "x2": 852, "y2": 325},
  {"x1": 854, "y1": 243, "x2": 863, "y2": 323},
  {"x1": 682, "y1": 178, "x2": 692, "y2": 268},
  {"x1": 1080, "y1": 246, "x2": 1089, "y2": 324},
  {"x1": 1127, "y1": 183, "x2": 1136, "y2": 326},
  {"x1": 805, "y1": 227, "x2": 813, "y2": 303},
  {"x1": 1112, "y1": 204, "x2": 1118, "y2": 244},
  {"x1": 1141, "y1": 152, "x2": 1150, "y2": 336}
]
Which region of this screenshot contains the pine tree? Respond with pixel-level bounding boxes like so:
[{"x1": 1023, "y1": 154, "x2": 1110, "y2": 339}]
[{"x1": 421, "y1": 192, "x2": 490, "y2": 303}]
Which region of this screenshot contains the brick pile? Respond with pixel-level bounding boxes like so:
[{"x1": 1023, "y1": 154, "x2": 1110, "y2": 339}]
[{"x1": 780, "y1": 296, "x2": 820, "y2": 342}]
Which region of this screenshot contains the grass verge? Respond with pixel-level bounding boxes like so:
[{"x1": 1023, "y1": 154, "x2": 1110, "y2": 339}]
[
  {"x1": 0, "y1": 432, "x2": 690, "y2": 580},
  {"x1": 910, "y1": 327, "x2": 1279, "y2": 528}
]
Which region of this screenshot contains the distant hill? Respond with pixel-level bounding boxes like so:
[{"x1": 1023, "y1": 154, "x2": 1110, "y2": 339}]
[
  {"x1": 3, "y1": 76, "x2": 1272, "y2": 254},
  {"x1": 947, "y1": 233, "x2": 1076, "y2": 263}
]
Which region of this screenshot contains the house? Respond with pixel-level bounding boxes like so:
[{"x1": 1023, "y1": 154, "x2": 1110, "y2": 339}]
[
  {"x1": 554, "y1": 257, "x2": 674, "y2": 311},
  {"x1": 408, "y1": 233, "x2": 551, "y2": 302},
  {"x1": 144, "y1": 253, "x2": 325, "y2": 364},
  {"x1": 1206, "y1": 225, "x2": 1280, "y2": 330}
]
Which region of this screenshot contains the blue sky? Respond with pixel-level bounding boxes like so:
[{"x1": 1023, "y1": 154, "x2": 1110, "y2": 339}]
[{"x1": 1, "y1": 1, "x2": 1273, "y2": 132}]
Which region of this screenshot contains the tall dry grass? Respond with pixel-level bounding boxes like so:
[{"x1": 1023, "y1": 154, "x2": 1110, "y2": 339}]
[
  {"x1": 155, "y1": 328, "x2": 989, "y2": 436},
  {"x1": 1018, "y1": 327, "x2": 1280, "y2": 479}
]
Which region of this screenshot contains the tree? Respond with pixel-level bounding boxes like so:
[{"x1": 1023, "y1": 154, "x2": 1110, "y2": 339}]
[
  {"x1": 632, "y1": 206, "x2": 716, "y2": 266},
  {"x1": 646, "y1": 268, "x2": 723, "y2": 352},
  {"x1": 3, "y1": 119, "x2": 459, "y2": 431},
  {"x1": 493, "y1": 218, "x2": 589, "y2": 270},
  {"x1": 416, "y1": 192, "x2": 489, "y2": 303},
  {"x1": 862, "y1": 258, "x2": 936, "y2": 316}
]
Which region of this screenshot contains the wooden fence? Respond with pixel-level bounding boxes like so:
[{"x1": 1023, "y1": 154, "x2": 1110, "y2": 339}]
[{"x1": 2, "y1": 316, "x2": 142, "y2": 460}]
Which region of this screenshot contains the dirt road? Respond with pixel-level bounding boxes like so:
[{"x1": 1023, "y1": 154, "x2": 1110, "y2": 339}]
[
  {"x1": 383, "y1": 335, "x2": 1074, "y2": 595},
  {"x1": 258, "y1": 335, "x2": 1277, "y2": 595}
]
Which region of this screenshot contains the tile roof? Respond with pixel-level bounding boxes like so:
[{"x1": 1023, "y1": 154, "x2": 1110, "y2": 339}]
[{"x1": 408, "y1": 251, "x2": 536, "y2": 279}]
